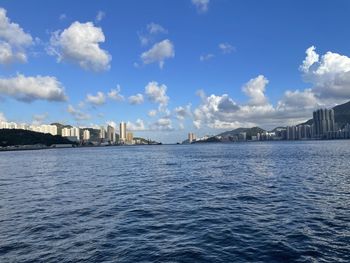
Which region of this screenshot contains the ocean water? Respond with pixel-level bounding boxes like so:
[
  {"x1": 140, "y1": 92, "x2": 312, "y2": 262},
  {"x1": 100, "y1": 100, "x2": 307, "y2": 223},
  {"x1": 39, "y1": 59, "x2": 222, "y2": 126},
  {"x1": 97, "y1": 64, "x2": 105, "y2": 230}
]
[{"x1": 0, "y1": 141, "x2": 349, "y2": 263}]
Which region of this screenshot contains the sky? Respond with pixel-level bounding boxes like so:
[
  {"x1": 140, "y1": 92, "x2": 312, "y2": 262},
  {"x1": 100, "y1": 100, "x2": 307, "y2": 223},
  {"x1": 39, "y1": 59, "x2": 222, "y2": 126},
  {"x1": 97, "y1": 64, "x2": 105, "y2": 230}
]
[{"x1": 1, "y1": 0, "x2": 350, "y2": 143}]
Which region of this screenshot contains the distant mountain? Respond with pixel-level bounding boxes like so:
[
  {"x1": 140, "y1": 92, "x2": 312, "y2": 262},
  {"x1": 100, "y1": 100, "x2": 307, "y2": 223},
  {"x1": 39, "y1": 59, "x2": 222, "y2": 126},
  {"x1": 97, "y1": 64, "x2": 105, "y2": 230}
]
[
  {"x1": 0, "y1": 129, "x2": 73, "y2": 147},
  {"x1": 298, "y1": 100, "x2": 350, "y2": 128},
  {"x1": 218, "y1": 127, "x2": 266, "y2": 140}
]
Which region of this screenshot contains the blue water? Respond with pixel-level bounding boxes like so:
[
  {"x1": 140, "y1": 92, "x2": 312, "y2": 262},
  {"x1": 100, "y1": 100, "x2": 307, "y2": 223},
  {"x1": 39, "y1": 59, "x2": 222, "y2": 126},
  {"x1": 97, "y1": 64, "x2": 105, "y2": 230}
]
[{"x1": 0, "y1": 141, "x2": 349, "y2": 262}]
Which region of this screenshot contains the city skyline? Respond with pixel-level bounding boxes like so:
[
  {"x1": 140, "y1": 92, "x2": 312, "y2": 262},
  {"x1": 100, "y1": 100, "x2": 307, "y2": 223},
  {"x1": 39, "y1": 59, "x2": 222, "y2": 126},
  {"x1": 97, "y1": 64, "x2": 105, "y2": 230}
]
[{"x1": 1, "y1": 1, "x2": 350, "y2": 143}]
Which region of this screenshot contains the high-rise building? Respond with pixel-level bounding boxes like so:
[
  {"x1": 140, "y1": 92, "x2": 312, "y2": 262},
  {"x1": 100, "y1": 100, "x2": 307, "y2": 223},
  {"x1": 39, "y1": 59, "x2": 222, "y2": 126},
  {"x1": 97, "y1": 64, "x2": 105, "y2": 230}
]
[
  {"x1": 313, "y1": 108, "x2": 335, "y2": 138},
  {"x1": 119, "y1": 122, "x2": 127, "y2": 142},
  {"x1": 107, "y1": 125, "x2": 116, "y2": 143},
  {"x1": 188, "y1": 132, "x2": 196, "y2": 143},
  {"x1": 126, "y1": 132, "x2": 134, "y2": 144},
  {"x1": 62, "y1": 127, "x2": 70, "y2": 137},
  {"x1": 71, "y1": 127, "x2": 80, "y2": 140},
  {"x1": 100, "y1": 126, "x2": 106, "y2": 139},
  {"x1": 286, "y1": 126, "x2": 297, "y2": 140},
  {"x1": 83, "y1": 130, "x2": 90, "y2": 141}
]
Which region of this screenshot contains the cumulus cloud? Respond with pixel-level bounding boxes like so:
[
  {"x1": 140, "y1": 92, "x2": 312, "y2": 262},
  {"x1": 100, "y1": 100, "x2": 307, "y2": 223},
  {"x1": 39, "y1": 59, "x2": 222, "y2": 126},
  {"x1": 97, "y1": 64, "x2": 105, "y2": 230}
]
[
  {"x1": 86, "y1": 91, "x2": 106, "y2": 105},
  {"x1": 174, "y1": 104, "x2": 191, "y2": 120},
  {"x1": 277, "y1": 89, "x2": 319, "y2": 110},
  {"x1": 0, "y1": 74, "x2": 67, "y2": 102},
  {"x1": 200, "y1": 53, "x2": 214, "y2": 62},
  {"x1": 300, "y1": 46, "x2": 350, "y2": 102},
  {"x1": 108, "y1": 85, "x2": 124, "y2": 101},
  {"x1": 242, "y1": 75, "x2": 269, "y2": 106},
  {"x1": 192, "y1": 0, "x2": 210, "y2": 13},
  {"x1": 49, "y1": 21, "x2": 111, "y2": 71},
  {"x1": 0, "y1": 7, "x2": 33, "y2": 65},
  {"x1": 67, "y1": 105, "x2": 91, "y2": 121},
  {"x1": 219, "y1": 43, "x2": 235, "y2": 54},
  {"x1": 145, "y1": 81, "x2": 169, "y2": 110},
  {"x1": 127, "y1": 119, "x2": 146, "y2": 131},
  {"x1": 128, "y1": 93, "x2": 144, "y2": 105},
  {"x1": 192, "y1": 75, "x2": 316, "y2": 130},
  {"x1": 0, "y1": 42, "x2": 27, "y2": 64},
  {"x1": 141, "y1": 39, "x2": 174, "y2": 68},
  {"x1": 150, "y1": 117, "x2": 173, "y2": 131}
]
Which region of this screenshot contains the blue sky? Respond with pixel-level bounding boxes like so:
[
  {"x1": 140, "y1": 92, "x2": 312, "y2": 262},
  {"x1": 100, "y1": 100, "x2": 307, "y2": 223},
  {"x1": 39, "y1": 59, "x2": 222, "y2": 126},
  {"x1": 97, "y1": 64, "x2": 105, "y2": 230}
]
[{"x1": 1, "y1": 0, "x2": 350, "y2": 143}]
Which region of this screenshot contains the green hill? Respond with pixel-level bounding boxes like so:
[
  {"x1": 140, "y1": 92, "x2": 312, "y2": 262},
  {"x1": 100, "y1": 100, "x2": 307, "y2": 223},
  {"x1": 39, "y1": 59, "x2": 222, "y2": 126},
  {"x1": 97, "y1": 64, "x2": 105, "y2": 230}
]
[
  {"x1": 218, "y1": 127, "x2": 266, "y2": 140},
  {"x1": 0, "y1": 129, "x2": 73, "y2": 147}
]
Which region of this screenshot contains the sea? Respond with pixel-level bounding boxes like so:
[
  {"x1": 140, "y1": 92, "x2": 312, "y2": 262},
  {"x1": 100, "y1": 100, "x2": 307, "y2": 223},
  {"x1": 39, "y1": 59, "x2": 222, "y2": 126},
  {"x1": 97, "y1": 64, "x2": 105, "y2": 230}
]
[{"x1": 0, "y1": 141, "x2": 349, "y2": 262}]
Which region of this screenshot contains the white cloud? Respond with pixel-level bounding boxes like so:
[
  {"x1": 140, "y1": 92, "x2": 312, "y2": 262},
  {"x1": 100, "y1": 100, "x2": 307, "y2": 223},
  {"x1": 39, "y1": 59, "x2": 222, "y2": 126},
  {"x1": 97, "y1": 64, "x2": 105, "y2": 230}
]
[
  {"x1": 300, "y1": 46, "x2": 350, "y2": 102},
  {"x1": 127, "y1": 119, "x2": 145, "y2": 131},
  {"x1": 0, "y1": 8, "x2": 33, "y2": 65},
  {"x1": 277, "y1": 89, "x2": 319, "y2": 110},
  {"x1": 147, "y1": 23, "x2": 167, "y2": 34},
  {"x1": 108, "y1": 85, "x2": 124, "y2": 101},
  {"x1": 145, "y1": 81, "x2": 169, "y2": 110},
  {"x1": 141, "y1": 39, "x2": 174, "y2": 68},
  {"x1": 0, "y1": 74, "x2": 67, "y2": 102},
  {"x1": 192, "y1": 0, "x2": 210, "y2": 13},
  {"x1": 242, "y1": 75, "x2": 269, "y2": 106},
  {"x1": 200, "y1": 53, "x2": 214, "y2": 62},
  {"x1": 86, "y1": 91, "x2": 106, "y2": 106},
  {"x1": 0, "y1": 112, "x2": 6, "y2": 122},
  {"x1": 67, "y1": 105, "x2": 91, "y2": 121},
  {"x1": 95, "y1": 11, "x2": 105, "y2": 23},
  {"x1": 128, "y1": 93, "x2": 144, "y2": 105},
  {"x1": 49, "y1": 21, "x2": 111, "y2": 71},
  {"x1": 148, "y1": 109, "x2": 157, "y2": 117},
  {"x1": 174, "y1": 104, "x2": 191, "y2": 120},
  {"x1": 219, "y1": 43, "x2": 235, "y2": 54},
  {"x1": 151, "y1": 117, "x2": 173, "y2": 131},
  {"x1": 0, "y1": 42, "x2": 27, "y2": 64}
]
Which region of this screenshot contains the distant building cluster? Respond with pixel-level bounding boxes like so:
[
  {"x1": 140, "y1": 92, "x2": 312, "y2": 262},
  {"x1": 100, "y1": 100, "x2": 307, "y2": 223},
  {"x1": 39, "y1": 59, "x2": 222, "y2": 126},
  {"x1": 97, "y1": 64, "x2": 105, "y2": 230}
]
[
  {"x1": 0, "y1": 122, "x2": 58, "y2": 135},
  {"x1": 0, "y1": 120, "x2": 152, "y2": 146},
  {"x1": 186, "y1": 108, "x2": 350, "y2": 143}
]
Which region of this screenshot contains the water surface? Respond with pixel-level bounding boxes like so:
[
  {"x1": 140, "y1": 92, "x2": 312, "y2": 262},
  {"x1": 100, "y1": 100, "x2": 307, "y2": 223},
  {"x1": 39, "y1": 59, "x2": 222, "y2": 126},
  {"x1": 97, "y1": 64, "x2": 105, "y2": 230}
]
[{"x1": 0, "y1": 141, "x2": 349, "y2": 262}]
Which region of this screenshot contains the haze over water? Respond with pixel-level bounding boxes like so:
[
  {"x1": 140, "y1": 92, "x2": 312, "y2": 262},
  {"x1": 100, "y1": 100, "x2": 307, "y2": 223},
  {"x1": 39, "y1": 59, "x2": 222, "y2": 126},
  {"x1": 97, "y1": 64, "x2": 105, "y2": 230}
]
[{"x1": 0, "y1": 141, "x2": 349, "y2": 262}]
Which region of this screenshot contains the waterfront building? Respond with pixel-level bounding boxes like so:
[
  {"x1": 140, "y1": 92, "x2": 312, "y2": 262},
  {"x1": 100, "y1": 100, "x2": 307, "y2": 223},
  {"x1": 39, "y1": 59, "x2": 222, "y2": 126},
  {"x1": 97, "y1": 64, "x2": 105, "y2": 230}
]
[
  {"x1": 62, "y1": 127, "x2": 70, "y2": 137},
  {"x1": 119, "y1": 122, "x2": 127, "y2": 142},
  {"x1": 83, "y1": 130, "x2": 90, "y2": 141},
  {"x1": 313, "y1": 108, "x2": 335, "y2": 138},
  {"x1": 70, "y1": 127, "x2": 80, "y2": 140},
  {"x1": 100, "y1": 126, "x2": 106, "y2": 139},
  {"x1": 188, "y1": 132, "x2": 196, "y2": 143},
  {"x1": 286, "y1": 126, "x2": 297, "y2": 140},
  {"x1": 126, "y1": 132, "x2": 134, "y2": 144},
  {"x1": 107, "y1": 125, "x2": 116, "y2": 143}
]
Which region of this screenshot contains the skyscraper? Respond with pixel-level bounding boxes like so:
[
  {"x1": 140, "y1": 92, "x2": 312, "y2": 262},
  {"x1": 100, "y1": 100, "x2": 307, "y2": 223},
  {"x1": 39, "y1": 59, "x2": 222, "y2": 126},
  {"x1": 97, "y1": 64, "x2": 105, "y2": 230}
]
[
  {"x1": 126, "y1": 132, "x2": 134, "y2": 144},
  {"x1": 100, "y1": 126, "x2": 106, "y2": 139},
  {"x1": 120, "y1": 122, "x2": 127, "y2": 142},
  {"x1": 188, "y1": 133, "x2": 196, "y2": 143},
  {"x1": 83, "y1": 130, "x2": 90, "y2": 141},
  {"x1": 107, "y1": 125, "x2": 116, "y2": 143},
  {"x1": 313, "y1": 108, "x2": 335, "y2": 138}
]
